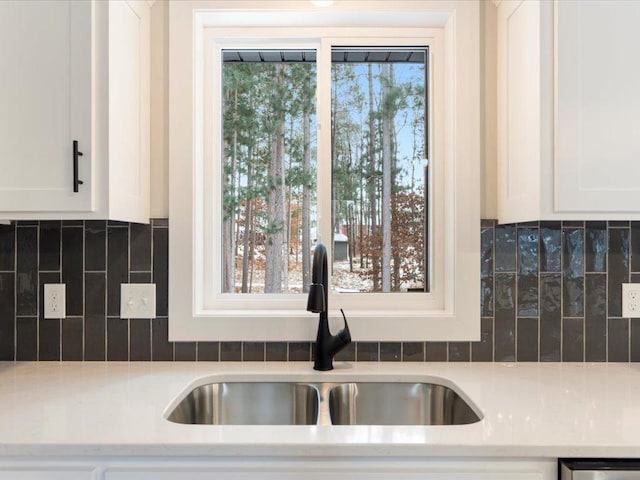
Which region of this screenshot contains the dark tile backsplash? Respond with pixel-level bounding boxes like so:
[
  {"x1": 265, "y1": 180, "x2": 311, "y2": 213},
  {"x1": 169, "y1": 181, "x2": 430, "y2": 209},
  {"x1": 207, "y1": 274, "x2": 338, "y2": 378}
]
[{"x1": 1, "y1": 219, "x2": 640, "y2": 361}]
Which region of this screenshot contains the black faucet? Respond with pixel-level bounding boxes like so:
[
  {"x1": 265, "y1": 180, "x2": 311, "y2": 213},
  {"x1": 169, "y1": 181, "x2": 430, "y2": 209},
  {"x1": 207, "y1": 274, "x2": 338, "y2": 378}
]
[{"x1": 306, "y1": 243, "x2": 351, "y2": 371}]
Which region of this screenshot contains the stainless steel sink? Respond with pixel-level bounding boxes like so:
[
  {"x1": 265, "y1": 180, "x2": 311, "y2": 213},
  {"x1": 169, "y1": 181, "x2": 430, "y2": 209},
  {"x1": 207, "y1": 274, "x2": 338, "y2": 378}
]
[
  {"x1": 166, "y1": 382, "x2": 319, "y2": 425},
  {"x1": 328, "y1": 382, "x2": 481, "y2": 425},
  {"x1": 166, "y1": 379, "x2": 481, "y2": 426}
]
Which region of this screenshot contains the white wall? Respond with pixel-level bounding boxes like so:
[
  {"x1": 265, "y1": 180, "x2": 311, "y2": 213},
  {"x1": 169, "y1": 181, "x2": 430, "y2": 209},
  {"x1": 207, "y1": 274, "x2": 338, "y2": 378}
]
[{"x1": 147, "y1": 0, "x2": 498, "y2": 220}]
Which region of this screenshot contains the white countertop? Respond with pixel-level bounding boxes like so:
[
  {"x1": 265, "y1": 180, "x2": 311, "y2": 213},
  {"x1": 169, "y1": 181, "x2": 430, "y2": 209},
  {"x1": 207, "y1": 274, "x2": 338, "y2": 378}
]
[{"x1": 0, "y1": 361, "x2": 639, "y2": 458}]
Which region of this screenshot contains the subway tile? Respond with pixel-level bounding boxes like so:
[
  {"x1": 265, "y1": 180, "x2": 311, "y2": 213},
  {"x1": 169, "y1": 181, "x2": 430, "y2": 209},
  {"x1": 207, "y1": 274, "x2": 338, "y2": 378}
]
[
  {"x1": 356, "y1": 342, "x2": 378, "y2": 361},
  {"x1": 84, "y1": 272, "x2": 106, "y2": 361},
  {"x1": 130, "y1": 272, "x2": 151, "y2": 284},
  {"x1": 480, "y1": 227, "x2": 493, "y2": 317},
  {"x1": 585, "y1": 222, "x2": 607, "y2": 273},
  {"x1": 632, "y1": 222, "x2": 640, "y2": 273},
  {"x1": 197, "y1": 342, "x2": 219, "y2": 361},
  {"x1": 242, "y1": 342, "x2": 265, "y2": 361},
  {"x1": 151, "y1": 317, "x2": 173, "y2": 361},
  {"x1": 448, "y1": 342, "x2": 470, "y2": 362},
  {"x1": 153, "y1": 227, "x2": 168, "y2": 317},
  {"x1": 402, "y1": 342, "x2": 425, "y2": 362},
  {"x1": 334, "y1": 342, "x2": 355, "y2": 361},
  {"x1": 562, "y1": 221, "x2": 584, "y2": 228},
  {"x1": 152, "y1": 218, "x2": 169, "y2": 227},
  {"x1": 481, "y1": 277, "x2": 493, "y2": 318},
  {"x1": 517, "y1": 317, "x2": 538, "y2": 362},
  {"x1": 289, "y1": 342, "x2": 312, "y2": 361},
  {"x1": 518, "y1": 228, "x2": 538, "y2": 274},
  {"x1": 175, "y1": 342, "x2": 197, "y2": 361},
  {"x1": 107, "y1": 227, "x2": 129, "y2": 317},
  {"x1": 379, "y1": 342, "x2": 401, "y2": 361},
  {"x1": 472, "y1": 317, "x2": 493, "y2": 362},
  {"x1": 130, "y1": 320, "x2": 151, "y2": 361},
  {"x1": 562, "y1": 318, "x2": 584, "y2": 362},
  {"x1": 481, "y1": 219, "x2": 496, "y2": 228},
  {"x1": 85, "y1": 221, "x2": 106, "y2": 271},
  {"x1": 630, "y1": 319, "x2": 640, "y2": 362},
  {"x1": 608, "y1": 318, "x2": 629, "y2": 362},
  {"x1": 608, "y1": 228, "x2": 630, "y2": 317},
  {"x1": 220, "y1": 341, "x2": 242, "y2": 361},
  {"x1": 62, "y1": 317, "x2": 83, "y2": 361},
  {"x1": 16, "y1": 220, "x2": 38, "y2": 226},
  {"x1": 61, "y1": 227, "x2": 84, "y2": 316},
  {"x1": 495, "y1": 225, "x2": 516, "y2": 272},
  {"x1": 107, "y1": 318, "x2": 129, "y2": 361},
  {"x1": 481, "y1": 227, "x2": 493, "y2": 277},
  {"x1": 518, "y1": 274, "x2": 538, "y2": 317},
  {"x1": 540, "y1": 273, "x2": 562, "y2": 362},
  {"x1": 130, "y1": 223, "x2": 152, "y2": 272},
  {"x1": 39, "y1": 221, "x2": 61, "y2": 271},
  {"x1": 265, "y1": 342, "x2": 287, "y2": 361},
  {"x1": 0, "y1": 223, "x2": 15, "y2": 271},
  {"x1": 16, "y1": 317, "x2": 37, "y2": 361},
  {"x1": 0, "y1": 273, "x2": 15, "y2": 360},
  {"x1": 62, "y1": 220, "x2": 84, "y2": 227},
  {"x1": 540, "y1": 222, "x2": 562, "y2": 272},
  {"x1": 585, "y1": 274, "x2": 607, "y2": 362},
  {"x1": 563, "y1": 228, "x2": 584, "y2": 317},
  {"x1": 16, "y1": 226, "x2": 37, "y2": 316},
  {"x1": 39, "y1": 271, "x2": 61, "y2": 361},
  {"x1": 494, "y1": 273, "x2": 516, "y2": 361},
  {"x1": 609, "y1": 221, "x2": 630, "y2": 228},
  {"x1": 426, "y1": 342, "x2": 447, "y2": 361}
]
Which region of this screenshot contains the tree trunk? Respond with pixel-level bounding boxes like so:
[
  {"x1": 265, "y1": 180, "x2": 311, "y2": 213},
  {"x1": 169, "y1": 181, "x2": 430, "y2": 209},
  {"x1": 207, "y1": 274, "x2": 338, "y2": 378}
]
[
  {"x1": 241, "y1": 158, "x2": 253, "y2": 293},
  {"x1": 302, "y1": 108, "x2": 311, "y2": 293},
  {"x1": 265, "y1": 64, "x2": 286, "y2": 293},
  {"x1": 367, "y1": 64, "x2": 379, "y2": 291},
  {"x1": 381, "y1": 63, "x2": 392, "y2": 293},
  {"x1": 222, "y1": 88, "x2": 239, "y2": 293}
]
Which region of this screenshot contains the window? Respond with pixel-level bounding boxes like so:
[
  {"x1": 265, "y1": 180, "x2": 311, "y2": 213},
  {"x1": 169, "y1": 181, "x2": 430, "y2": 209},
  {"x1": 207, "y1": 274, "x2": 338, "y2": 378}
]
[
  {"x1": 220, "y1": 46, "x2": 429, "y2": 295},
  {"x1": 169, "y1": 2, "x2": 480, "y2": 342}
]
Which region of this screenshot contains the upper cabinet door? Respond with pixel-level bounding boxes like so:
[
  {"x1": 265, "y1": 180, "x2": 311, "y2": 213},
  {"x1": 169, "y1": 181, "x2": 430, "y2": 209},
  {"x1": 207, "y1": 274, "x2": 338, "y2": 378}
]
[
  {"x1": 108, "y1": 0, "x2": 150, "y2": 222},
  {"x1": 555, "y1": 0, "x2": 640, "y2": 213},
  {"x1": 0, "y1": 0, "x2": 92, "y2": 212},
  {"x1": 497, "y1": 0, "x2": 542, "y2": 224}
]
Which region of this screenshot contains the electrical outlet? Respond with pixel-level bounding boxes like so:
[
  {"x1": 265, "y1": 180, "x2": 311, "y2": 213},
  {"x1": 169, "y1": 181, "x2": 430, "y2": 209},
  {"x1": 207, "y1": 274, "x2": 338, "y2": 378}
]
[
  {"x1": 622, "y1": 283, "x2": 640, "y2": 317},
  {"x1": 120, "y1": 283, "x2": 156, "y2": 319},
  {"x1": 44, "y1": 284, "x2": 66, "y2": 319}
]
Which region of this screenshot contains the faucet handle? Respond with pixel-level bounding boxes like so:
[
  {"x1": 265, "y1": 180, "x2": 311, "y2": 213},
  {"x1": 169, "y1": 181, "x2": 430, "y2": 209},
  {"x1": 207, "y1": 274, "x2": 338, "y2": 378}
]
[{"x1": 338, "y1": 309, "x2": 352, "y2": 343}]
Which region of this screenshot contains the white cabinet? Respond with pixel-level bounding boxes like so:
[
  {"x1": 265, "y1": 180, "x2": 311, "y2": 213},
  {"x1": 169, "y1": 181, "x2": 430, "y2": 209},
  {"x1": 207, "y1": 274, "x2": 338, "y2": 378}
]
[
  {"x1": 497, "y1": 0, "x2": 640, "y2": 223},
  {"x1": 103, "y1": 458, "x2": 557, "y2": 480},
  {"x1": 0, "y1": 0, "x2": 92, "y2": 213},
  {"x1": 0, "y1": 467, "x2": 96, "y2": 480},
  {"x1": 0, "y1": 0, "x2": 150, "y2": 223},
  {"x1": 0, "y1": 458, "x2": 557, "y2": 480}
]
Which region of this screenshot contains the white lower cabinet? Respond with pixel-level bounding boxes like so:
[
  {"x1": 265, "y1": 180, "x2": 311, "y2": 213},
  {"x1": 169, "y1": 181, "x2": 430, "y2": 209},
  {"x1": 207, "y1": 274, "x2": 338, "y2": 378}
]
[
  {"x1": 0, "y1": 458, "x2": 557, "y2": 480},
  {"x1": 0, "y1": 467, "x2": 97, "y2": 480},
  {"x1": 102, "y1": 459, "x2": 557, "y2": 480}
]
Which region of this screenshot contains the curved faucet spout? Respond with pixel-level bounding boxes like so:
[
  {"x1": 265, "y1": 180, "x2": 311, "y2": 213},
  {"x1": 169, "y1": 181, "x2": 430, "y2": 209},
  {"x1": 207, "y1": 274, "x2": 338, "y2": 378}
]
[{"x1": 306, "y1": 243, "x2": 352, "y2": 371}]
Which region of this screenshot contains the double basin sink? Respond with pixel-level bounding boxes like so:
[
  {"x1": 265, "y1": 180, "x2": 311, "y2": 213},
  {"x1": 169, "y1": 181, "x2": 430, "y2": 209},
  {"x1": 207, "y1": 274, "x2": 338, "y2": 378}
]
[{"x1": 166, "y1": 380, "x2": 481, "y2": 426}]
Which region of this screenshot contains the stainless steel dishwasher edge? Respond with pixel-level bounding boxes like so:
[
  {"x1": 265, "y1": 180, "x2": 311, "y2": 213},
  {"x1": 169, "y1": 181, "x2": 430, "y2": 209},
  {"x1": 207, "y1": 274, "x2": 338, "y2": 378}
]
[{"x1": 560, "y1": 459, "x2": 640, "y2": 479}]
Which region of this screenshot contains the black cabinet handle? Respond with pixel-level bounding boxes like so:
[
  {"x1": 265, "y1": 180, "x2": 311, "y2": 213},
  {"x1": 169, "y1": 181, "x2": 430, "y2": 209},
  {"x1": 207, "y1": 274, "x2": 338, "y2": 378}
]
[{"x1": 73, "y1": 140, "x2": 84, "y2": 193}]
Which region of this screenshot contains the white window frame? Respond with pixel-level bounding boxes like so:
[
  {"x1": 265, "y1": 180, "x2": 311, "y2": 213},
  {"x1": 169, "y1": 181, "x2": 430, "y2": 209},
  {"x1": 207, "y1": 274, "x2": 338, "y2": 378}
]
[{"x1": 169, "y1": 1, "x2": 480, "y2": 342}]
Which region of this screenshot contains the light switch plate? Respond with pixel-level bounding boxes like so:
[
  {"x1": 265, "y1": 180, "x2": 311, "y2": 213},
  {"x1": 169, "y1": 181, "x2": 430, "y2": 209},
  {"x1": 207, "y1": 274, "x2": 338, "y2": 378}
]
[
  {"x1": 44, "y1": 284, "x2": 65, "y2": 319},
  {"x1": 120, "y1": 283, "x2": 156, "y2": 319}
]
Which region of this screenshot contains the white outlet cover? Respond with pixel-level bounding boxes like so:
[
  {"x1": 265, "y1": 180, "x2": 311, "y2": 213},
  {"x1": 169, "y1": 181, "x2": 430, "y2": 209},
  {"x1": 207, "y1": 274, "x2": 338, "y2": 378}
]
[
  {"x1": 44, "y1": 284, "x2": 66, "y2": 319},
  {"x1": 120, "y1": 283, "x2": 157, "y2": 319},
  {"x1": 622, "y1": 283, "x2": 640, "y2": 318}
]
